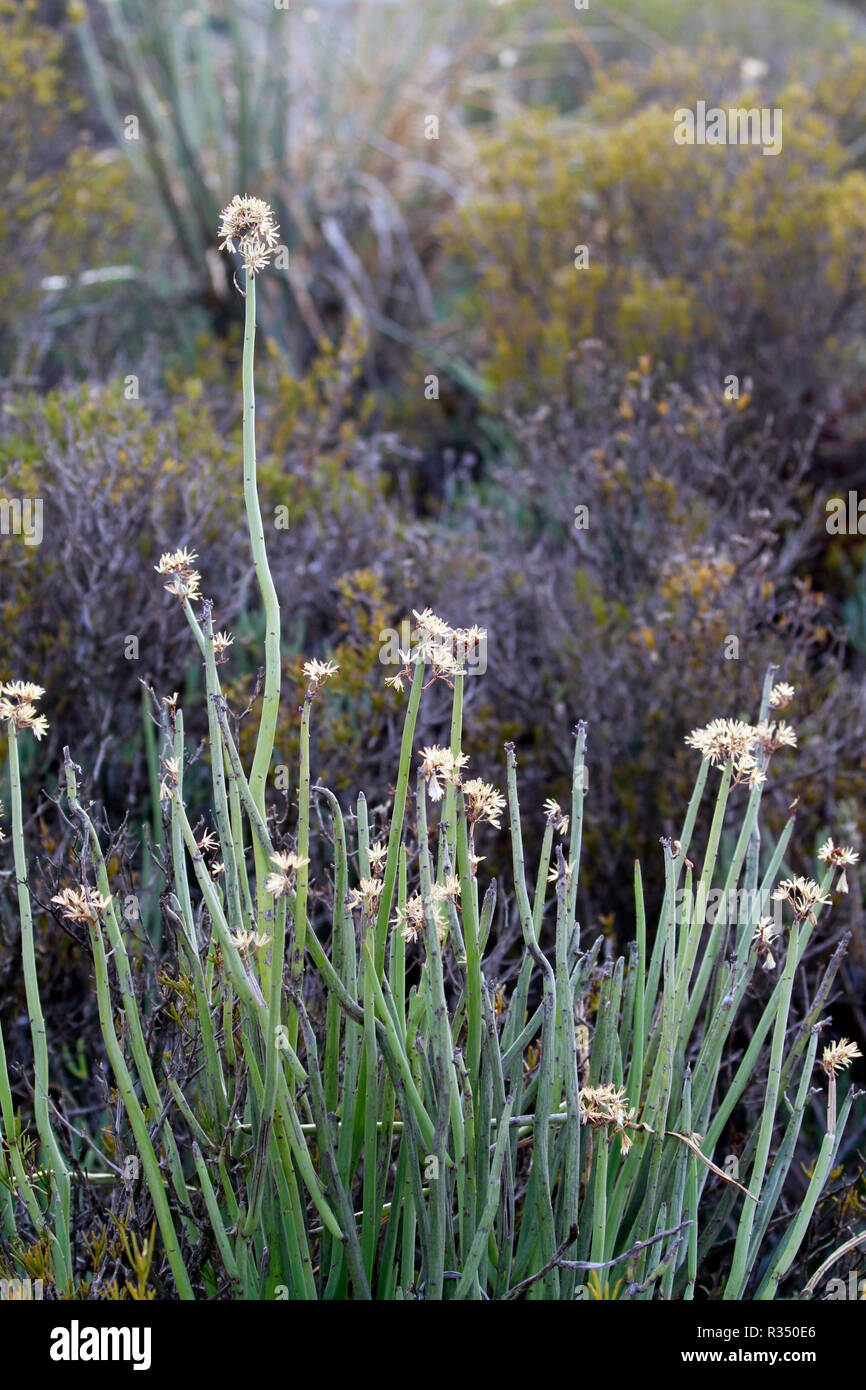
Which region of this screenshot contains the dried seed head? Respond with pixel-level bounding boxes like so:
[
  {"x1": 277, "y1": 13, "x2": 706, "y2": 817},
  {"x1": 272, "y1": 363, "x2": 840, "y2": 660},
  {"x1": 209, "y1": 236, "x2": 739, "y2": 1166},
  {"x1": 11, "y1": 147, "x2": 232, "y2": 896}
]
[
  {"x1": 685, "y1": 717, "x2": 756, "y2": 767},
  {"x1": 393, "y1": 893, "x2": 447, "y2": 947},
  {"x1": 432, "y1": 874, "x2": 461, "y2": 902},
  {"x1": 51, "y1": 885, "x2": 112, "y2": 923},
  {"x1": 418, "y1": 745, "x2": 470, "y2": 801},
  {"x1": 685, "y1": 718, "x2": 762, "y2": 786},
  {"x1": 821, "y1": 1038, "x2": 862, "y2": 1078},
  {"x1": 367, "y1": 842, "x2": 388, "y2": 875},
  {"x1": 754, "y1": 719, "x2": 798, "y2": 752},
  {"x1": 412, "y1": 608, "x2": 452, "y2": 640},
  {"x1": 751, "y1": 916, "x2": 782, "y2": 971},
  {"x1": 218, "y1": 195, "x2": 280, "y2": 278},
  {"x1": 818, "y1": 838, "x2": 860, "y2": 894},
  {"x1": 427, "y1": 641, "x2": 460, "y2": 679},
  {"x1": 685, "y1": 714, "x2": 795, "y2": 788},
  {"x1": 771, "y1": 875, "x2": 832, "y2": 925},
  {"x1": 233, "y1": 928, "x2": 271, "y2": 953},
  {"x1": 159, "y1": 755, "x2": 180, "y2": 802},
  {"x1": 453, "y1": 624, "x2": 487, "y2": 654},
  {"x1": 385, "y1": 610, "x2": 485, "y2": 692},
  {"x1": 543, "y1": 798, "x2": 569, "y2": 836},
  {"x1": 462, "y1": 777, "x2": 506, "y2": 830},
  {"x1": 265, "y1": 850, "x2": 309, "y2": 898},
  {"x1": 303, "y1": 658, "x2": 339, "y2": 696},
  {"x1": 0, "y1": 681, "x2": 49, "y2": 741},
  {"x1": 155, "y1": 548, "x2": 202, "y2": 604},
  {"x1": 346, "y1": 877, "x2": 385, "y2": 912},
  {"x1": 547, "y1": 859, "x2": 576, "y2": 885},
  {"x1": 578, "y1": 1083, "x2": 637, "y2": 1154},
  {"x1": 768, "y1": 681, "x2": 795, "y2": 710},
  {"x1": 1, "y1": 681, "x2": 45, "y2": 703}
]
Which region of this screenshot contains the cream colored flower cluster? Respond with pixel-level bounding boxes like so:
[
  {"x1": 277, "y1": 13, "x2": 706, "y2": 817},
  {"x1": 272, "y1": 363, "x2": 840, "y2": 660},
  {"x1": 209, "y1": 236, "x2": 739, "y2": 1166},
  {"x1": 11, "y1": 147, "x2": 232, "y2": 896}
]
[
  {"x1": 218, "y1": 195, "x2": 280, "y2": 277},
  {"x1": 0, "y1": 681, "x2": 49, "y2": 741},
  {"x1": 578, "y1": 1083, "x2": 637, "y2": 1155},
  {"x1": 685, "y1": 713, "x2": 796, "y2": 788},
  {"x1": 155, "y1": 548, "x2": 202, "y2": 604},
  {"x1": 418, "y1": 746, "x2": 506, "y2": 831},
  {"x1": 385, "y1": 608, "x2": 487, "y2": 693}
]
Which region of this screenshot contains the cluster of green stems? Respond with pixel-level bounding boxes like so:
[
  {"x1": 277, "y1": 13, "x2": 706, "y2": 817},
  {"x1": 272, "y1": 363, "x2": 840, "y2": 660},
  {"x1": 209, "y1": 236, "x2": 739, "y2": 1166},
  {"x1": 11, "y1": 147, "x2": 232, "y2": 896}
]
[{"x1": 0, "y1": 279, "x2": 856, "y2": 1301}]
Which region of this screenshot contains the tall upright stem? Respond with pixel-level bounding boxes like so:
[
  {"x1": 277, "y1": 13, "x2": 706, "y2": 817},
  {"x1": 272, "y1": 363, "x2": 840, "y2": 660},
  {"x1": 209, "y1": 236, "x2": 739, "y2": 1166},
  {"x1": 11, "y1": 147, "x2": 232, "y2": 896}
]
[
  {"x1": 8, "y1": 724, "x2": 71, "y2": 1288},
  {"x1": 724, "y1": 918, "x2": 800, "y2": 1298},
  {"x1": 241, "y1": 277, "x2": 281, "y2": 930}
]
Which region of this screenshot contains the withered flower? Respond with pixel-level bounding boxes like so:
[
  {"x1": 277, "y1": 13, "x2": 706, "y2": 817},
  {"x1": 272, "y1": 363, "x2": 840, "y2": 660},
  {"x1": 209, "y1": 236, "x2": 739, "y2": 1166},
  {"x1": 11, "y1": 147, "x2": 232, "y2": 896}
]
[
  {"x1": 265, "y1": 851, "x2": 309, "y2": 898},
  {"x1": 218, "y1": 195, "x2": 280, "y2": 277},
  {"x1": 818, "y1": 838, "x2": 860, "y2": 894},
  {"x1": 0, "y1": 681, "x2": 49, "y2": 741},
  {"x1": 51, "y1": 886, "x2": 112, "y2": 923}
]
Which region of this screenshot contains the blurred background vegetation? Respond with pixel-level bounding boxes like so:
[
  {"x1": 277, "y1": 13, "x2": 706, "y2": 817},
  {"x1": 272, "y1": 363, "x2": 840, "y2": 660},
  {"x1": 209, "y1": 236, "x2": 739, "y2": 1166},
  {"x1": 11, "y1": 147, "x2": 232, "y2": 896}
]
[{"x1": 3, "y1": 0, "x2": 866, "y2": 1043}]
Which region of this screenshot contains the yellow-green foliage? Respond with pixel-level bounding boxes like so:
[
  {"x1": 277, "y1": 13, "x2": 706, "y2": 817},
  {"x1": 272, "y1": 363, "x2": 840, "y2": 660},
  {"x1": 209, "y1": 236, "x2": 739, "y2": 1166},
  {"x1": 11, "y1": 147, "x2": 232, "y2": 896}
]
[
  {"x1": 0, "y1": 1, "x2": 144, "y2": 372},
  {"x1": 445, "y1": 46, "x2": 866, "y2": 407}
]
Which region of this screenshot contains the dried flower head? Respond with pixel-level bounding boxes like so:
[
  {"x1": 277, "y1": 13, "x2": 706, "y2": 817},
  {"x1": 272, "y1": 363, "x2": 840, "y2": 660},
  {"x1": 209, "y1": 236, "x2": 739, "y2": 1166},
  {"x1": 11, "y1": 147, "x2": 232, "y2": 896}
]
[
  {"x1": 771, "y1": 875, "x2": 832, "y2": 925},
  {"x1": 384, "y1": 646, "x2": 419, "y2": 696},
  {"x1": 155, "y1": 548, "x2": 202, "y2": 604},
  {"x1": 751, "y1": 916, "x2": 782, "y2": 971},
  {"x1": 543, "y1": 798, "x2": 569, "y2": 836},
  {"x1": 393, "y1": 893, "x2": 447, "y2": 947},
  {"x1": 418, "y1": 745, "x2": 470, "y2": 801},
  {"x1": 51, "y1": 886, "x2": 112, "y2": 923},
  {"x1": 432, "y1": 874, "x2": 461, "y2": 903},
  {"x1": 367, "y1": 842, "x2": 388, "y2": 875},
  {"x1": 685, "y1": 713, "x2": 795, "y2": 789},
  {"x1": 213, "y1": 631, "x2": 234, "y2": 664},
  {"x1": 818, "y1": 838, "x2": 860, "y2": 894},
  {"x1": 384, "y1": 610, "x2": 486, "y2": 693},
  {"x1": 411, "y1": 609, "x2": 486, "y2": 686},
  {"x1": 453, "y1": 624, "x2": 487, "y2": 657},
  {"x1": 753, "y1": 719, "x2": 798, "y2": 753},
  {"x1": 684, "y1": 718, "x2": 762, "y2": 786},
  {"x1": 0, "y1": 682, "x2": 49, "y2": 741},
  {"x1": 578, "y1": 1083, "x2": 637, "y2": 1154},
  {"x1": 768, "y1": 681, "x2": 795, "y2": 710},
  {"x1": 218, "y1": 195, "x2": 280, "y2": 277},
  {"x1": 685, "y1": 717, "x2": 755, "y2": 767},
  {"x1": 265, "y1": 850, "x2": 309, "y2": 898},
  {"x1": 159, "y1": 755, "x2": 180, "y2": 802},
  {"x1": 346, "y1": 877, "x2": 385, "y2": 912},
  {"x1": 427, "y1": 641, "x2": 460, "y2": 680},
  {"x1": 412, "y1": 608, "x2": 452, "y2": 641},
  {"x1": 462, "y1": 777, "x2": 506, "y2": 830},
  {"x1": 1, "y1": 681, "x2": 45, "y2": 703},
  {"x1": 232, "y1": 928, "x2": 271, "y2": 953},
  {"x1": 821, "y1": 1038, "x2": 862, "y2": 1078},
  {"x1": 303, "y1": 658, "x2": 339, "y2": 695},
  {"x1": 547, "y1": 859, "x2": 576, "y2": 885}
]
